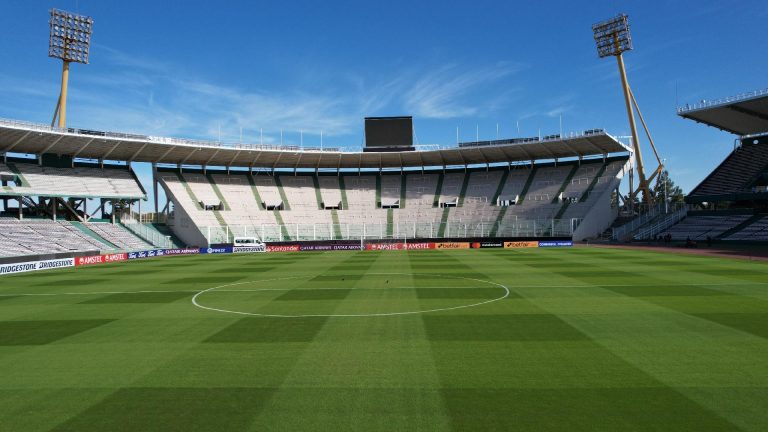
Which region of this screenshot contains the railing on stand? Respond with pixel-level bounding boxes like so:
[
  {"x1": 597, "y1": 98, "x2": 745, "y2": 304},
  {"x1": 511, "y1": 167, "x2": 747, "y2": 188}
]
[
  {"x1": 632, "y1": 206, "x2": 688, "y2": 240},
  {"x1": 122, "y1": 221, "x2": 173, "y2": 249},
  {"x1": 201, "y1": 218, "x2": 580, "y2": 245}
]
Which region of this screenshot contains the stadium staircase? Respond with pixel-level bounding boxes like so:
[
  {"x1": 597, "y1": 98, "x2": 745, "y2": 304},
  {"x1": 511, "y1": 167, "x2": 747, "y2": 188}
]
[
  {"x1": 437, "y1": 207, "x2": 451, "y2": 237},
  {"x1": 312, "y1": 176, "x2": 324, "y2": 210},
  {"x1": 489, "y1": 206, "x2": 508, "y2": 237},
  {"x1": 552, "y1": 165, "x2": 579, "y2": 204},
  {"x1": 375, "y1": 175, "x2": 382, "y2": 208},
  {"x1": 688, "y1": 141, "x2": 768, "y2": 199},
  {"x1": 330, "y1": 209, "x2": 342, "y2": 239},
  {"x1": 206, "y1": 174, "x2": 231, "y2": 210},
  {"x1": 386, "y1": 208, "x2": 394, "y2": 237},
  {"x1": 400, "y1": 175, "x2": 407, "y2": 208},
  {"x1": 717, "y1": 214, "x2": 763, "y2": 239},
  {"x1": 5, "y1": 162, "x2": 31, "y2": 187},
  {"x1": 70, "y1": 221, "x2": 118, "y2": 249},
  {"x1": 274, "y1": 176, "x2": 292, "y2": 210},
  {"x1": 490, "y1": 170, "x2": 510, "y2": 205},
  {"x1": 579, "y1": 163, "x2": 608, "y2": 202},
  {"x1": 432, "y1": 173, "x2": 445, "y2": 207},
  {"x1": 517, "y1": 167, "x2": 538, "y2": 204},
  {"x1": 175, "y1": 172, "x2": 203, "y2": 210},
  {"x1": 338, "y1": 176, "x2": 350, "y2": 210},
  {"x1": 246, "y1": 174, "x2": 265, "y2": 209},
  {"x1": 457, "y1": 174, "x2": 471, "y2": 207}
]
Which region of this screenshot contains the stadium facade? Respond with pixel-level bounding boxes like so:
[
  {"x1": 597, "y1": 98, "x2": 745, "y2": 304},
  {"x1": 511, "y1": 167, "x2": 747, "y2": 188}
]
[{"x1": 0, "y1": 117, "x2": 632, "y2": 258}]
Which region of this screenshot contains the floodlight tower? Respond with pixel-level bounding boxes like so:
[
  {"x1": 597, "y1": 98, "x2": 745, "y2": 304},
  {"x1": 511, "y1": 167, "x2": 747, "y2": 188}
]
[
  {"x1": 592, "y1": 14, "x2": 663, "y2": 207},
  {"x1": 49, "y1": 9, "x2": 94, "y2": 129}
]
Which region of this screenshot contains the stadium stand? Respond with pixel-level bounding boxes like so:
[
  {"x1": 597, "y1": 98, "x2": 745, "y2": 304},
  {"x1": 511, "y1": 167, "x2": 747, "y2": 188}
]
[
  {"x1": 724, "y1": 216, "x2": 768, "y2": 241},
  {"x1": 84, "y1": 222, "x2": 153, "y2": 250},
  {"x1": 0, "y1": 161, "x2": 145, "y2": 199},
  {"x1": 0, "y1": 219, "x2": 104, "y2": 257},
  {"x1": 687, "y1": 140, "x2": 768, "y2": 201},
  {"x1": 159, "y1": 157, "x2": 628, "y2": 244},
  {"x1": 662, "y1": 215, "x2": 751, "y2": 241}
]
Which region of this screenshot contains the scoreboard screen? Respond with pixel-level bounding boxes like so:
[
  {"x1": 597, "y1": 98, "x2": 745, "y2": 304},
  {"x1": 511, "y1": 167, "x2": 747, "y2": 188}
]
[{"x1": 364, "y1": 117, "x2": 413, "y2": 150}]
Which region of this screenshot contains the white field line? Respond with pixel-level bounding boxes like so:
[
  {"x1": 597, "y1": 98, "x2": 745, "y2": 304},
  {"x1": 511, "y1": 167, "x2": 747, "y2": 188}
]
[
  {"x1": 1, "y1": 281, "x2": 767, "y2": 299},
  {"x1": 191, "y1": 273, "x2": 511, "y2": 318}
]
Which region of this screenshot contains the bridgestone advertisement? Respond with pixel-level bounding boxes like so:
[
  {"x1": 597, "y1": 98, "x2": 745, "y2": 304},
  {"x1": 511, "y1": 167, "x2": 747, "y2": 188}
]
[{"x1": 0, "y1": 258, "x2": 74, "y2": 275}]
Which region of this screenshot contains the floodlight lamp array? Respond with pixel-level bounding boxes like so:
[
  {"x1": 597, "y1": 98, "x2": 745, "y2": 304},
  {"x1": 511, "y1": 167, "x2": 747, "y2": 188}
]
[
  {"x1": 592, "y1": 14, "x2": 632, "y2": 58},
  {"x1": 48, "y1": 9, "x2": 94, "y2": 64}
]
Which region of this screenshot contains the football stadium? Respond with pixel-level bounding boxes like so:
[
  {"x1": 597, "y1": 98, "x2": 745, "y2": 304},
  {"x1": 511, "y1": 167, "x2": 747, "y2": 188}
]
[{"x1": 1, "y1": 3, "x2": 767, "y2": 431}]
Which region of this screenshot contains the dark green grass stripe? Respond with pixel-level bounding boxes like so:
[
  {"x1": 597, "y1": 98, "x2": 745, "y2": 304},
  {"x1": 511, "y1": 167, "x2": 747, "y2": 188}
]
[
  {"x1": 51, "y1": 388, "x2": 276, "y2": 432},
  {"x1": 0, "y1": 319, "x2": 114, "y2": 345}
]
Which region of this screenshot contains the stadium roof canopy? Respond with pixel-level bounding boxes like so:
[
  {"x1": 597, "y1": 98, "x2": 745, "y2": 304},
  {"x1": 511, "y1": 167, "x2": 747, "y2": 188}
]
[
  {"x1": 678, "y1": 89, "x2": 768, "y2": 136},
  {"x1": 0, "y1": 118, "x2": 630, "y2": 169}
]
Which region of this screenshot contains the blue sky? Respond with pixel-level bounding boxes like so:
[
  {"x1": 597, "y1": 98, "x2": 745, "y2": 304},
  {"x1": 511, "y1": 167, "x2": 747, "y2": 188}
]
[{"x1": 1, "y1": 0, "x2": 767, "y2": 197}]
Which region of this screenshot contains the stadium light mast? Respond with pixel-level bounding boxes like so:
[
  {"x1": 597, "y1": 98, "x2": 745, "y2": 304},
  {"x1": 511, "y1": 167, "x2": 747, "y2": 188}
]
[
  {"x1": 48, "y1": 9, "x2": 94, "y2": 129},
  {"x1": 592, "y1": 14, "x2": 663, "y2": 208}
]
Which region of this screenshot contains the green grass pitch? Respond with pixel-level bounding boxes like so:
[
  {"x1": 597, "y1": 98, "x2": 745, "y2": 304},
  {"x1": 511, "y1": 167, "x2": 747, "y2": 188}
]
[{"x1": 0, "y1": 247, "x2": 767, "y2": 431}]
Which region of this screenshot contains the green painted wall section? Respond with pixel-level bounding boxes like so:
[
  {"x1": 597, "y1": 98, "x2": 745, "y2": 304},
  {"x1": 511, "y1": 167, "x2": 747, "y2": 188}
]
[
  {"x1": 552, "y1": 164, "x2": 580, "y2": 204},
  {"x1": 579, "y1": 163, "x2": 609, "y2": 202},
  {"x1": 490, "y1": 170, "x2": 510, "y2": 206},
  {"x1": 338, "y1": 176, "x2": 349, "y2": 210},
  {"x1": 432, "y1": 173, "x2": 445, "y2": 207},
  {"x1": 273, "y1": 176, "x2": 291, "y2": 210},
  {"x1": 517, "y1": 167, "x2": 538, "y2": 204}
]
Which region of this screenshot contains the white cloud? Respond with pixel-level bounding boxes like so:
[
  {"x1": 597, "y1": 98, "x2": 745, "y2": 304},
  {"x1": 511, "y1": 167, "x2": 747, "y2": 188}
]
[{"x1": 403, "y1": 63, "x2": 523, "y2": 119}]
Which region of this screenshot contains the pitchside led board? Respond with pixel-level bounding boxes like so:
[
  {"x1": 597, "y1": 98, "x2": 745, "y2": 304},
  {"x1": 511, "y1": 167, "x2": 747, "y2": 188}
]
[{"x1": 364, "y1": 116, "x2": 414, "y2": 152}]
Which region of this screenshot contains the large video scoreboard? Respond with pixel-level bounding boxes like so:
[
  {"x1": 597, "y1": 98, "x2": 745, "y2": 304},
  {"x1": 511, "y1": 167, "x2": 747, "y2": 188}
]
[{"x1": 364, "y1": 116, "x2": 414, "y2": 152}]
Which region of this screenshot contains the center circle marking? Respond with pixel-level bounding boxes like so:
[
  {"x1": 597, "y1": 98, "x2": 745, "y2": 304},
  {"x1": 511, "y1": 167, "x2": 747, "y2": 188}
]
[{"x1": 191, "y1": 272, "x2": 510, "y2": 318}]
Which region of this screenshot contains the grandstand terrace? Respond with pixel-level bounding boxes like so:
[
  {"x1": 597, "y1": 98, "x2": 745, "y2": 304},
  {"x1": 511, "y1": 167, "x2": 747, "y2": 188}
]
[{"x1": 0, "y1": 117, "x2": 632, "y2": 249}]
